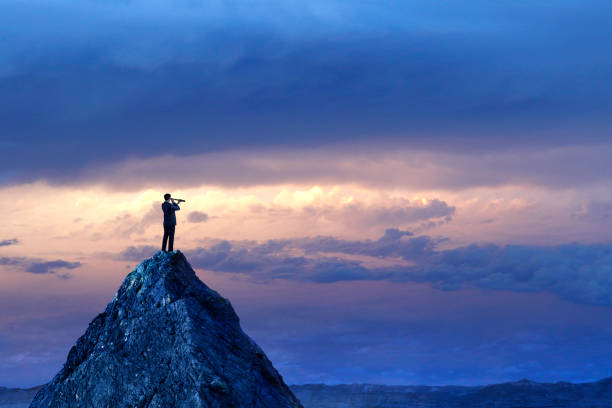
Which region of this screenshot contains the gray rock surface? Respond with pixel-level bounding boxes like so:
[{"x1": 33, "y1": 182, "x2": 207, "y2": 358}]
[{"x1": 29, "y1": 250, "x2": 303, "y2": 408}]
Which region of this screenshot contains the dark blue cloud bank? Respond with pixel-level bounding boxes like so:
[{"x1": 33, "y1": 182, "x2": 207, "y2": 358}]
[
  {"x1": 0, "y1": 256, "x2": 81, "y2": 278},
  {"x1": 0, "y1": 238, "x2": 19, "y2": 247},
  {"x1": 1, "y1": 0, "x2": 612, "y2": 185},
  {"x1": 120, "y1": 228, "x2": 612, "y2": 307},
  {"x1": 0, "y1": 239, "x2": 81, "y2": 278}
]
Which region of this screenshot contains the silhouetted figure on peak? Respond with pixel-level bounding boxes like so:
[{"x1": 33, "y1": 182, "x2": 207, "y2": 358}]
[{"x1": 162, "y1": 193, "x2": 180, "y2": 252}]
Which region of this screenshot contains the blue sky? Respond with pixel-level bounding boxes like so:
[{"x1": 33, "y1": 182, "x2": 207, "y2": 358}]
[{"x1": 1, "y1": 0, "x2": 612, "y2": 388}]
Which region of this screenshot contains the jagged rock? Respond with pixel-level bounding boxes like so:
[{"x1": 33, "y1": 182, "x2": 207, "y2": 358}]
[{"x1": 30, "y1": 251, "x2": 303, "y2": 408}]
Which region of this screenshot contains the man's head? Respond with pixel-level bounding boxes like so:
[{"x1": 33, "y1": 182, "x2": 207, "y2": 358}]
[{"x1": 164, "y1": 193, "x2": 171, "y2": 201}]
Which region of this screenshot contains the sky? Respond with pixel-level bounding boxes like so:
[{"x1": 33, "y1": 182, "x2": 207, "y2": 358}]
[{"x1": 1, "y1": 0, "x2": 612, "y2": 388}]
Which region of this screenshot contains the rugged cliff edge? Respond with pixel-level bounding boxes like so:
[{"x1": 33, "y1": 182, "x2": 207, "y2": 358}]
[{"x1": 29, "y1": 250, "x2": 303, "y2": 408}]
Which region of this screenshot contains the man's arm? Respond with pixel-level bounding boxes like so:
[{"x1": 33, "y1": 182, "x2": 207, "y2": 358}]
[{"x1": 170, "y1": 200, "x2": 180, "y2": 211}]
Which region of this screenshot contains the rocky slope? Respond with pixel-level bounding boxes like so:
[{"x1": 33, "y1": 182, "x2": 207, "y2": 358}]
[{"x1": 29, "y1": 250, "x2": 303, "y2": 408}]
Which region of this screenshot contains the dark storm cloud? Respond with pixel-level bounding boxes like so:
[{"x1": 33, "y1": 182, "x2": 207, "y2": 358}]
[
  {"x1": 1, "y1": 0, "x2": 612, "y2": 185},
  {"x1": 0, "y1": 238, "x2": 18, "y2": 247},
  {"x1": 122, "y1": 228, "x2": 612, "y2": 306},
  {"x1": 0, "y1": 256, "x2": 81, "y2": 277}
]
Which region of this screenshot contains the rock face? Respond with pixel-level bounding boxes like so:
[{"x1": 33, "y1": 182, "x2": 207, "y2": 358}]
[{"x1": 30, "y1": 251, "x2": 303, "y2": 408}]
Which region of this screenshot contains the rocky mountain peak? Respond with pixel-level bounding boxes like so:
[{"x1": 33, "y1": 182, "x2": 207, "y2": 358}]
[{"x1": 30, "y1": 250, "x2": 303, "y2": 408}]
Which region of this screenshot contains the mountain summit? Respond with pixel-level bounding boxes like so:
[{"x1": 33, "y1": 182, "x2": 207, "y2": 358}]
[{"x1": 30, "y1": 251, "x2": 303, "y2": 408}]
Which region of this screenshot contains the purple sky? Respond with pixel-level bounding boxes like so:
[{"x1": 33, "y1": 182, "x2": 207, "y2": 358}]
[{"x1": 1, "y1": 0, "x2": 612, "y2": 388}]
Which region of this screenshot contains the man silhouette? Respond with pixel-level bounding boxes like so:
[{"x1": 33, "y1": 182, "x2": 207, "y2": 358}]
[{"x1": 161, "y1": 193, "x2": 180, "y2": 252}]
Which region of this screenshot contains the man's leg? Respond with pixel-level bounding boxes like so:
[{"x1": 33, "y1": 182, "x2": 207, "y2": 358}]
[
  {"x1": 162, "y1": 225, "x2": 169, "y2": 251},
  {"x1": 168, "y1": 225, "x2": 175, "y2": 252}
]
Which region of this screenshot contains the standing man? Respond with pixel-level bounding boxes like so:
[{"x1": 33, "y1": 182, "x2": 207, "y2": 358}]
[{"x1": 162, "y1": 193, "x2": 180, "y2": 252}]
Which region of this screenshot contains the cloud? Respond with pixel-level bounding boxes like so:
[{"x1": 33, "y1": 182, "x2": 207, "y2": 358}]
[
  {"x1": 293, "y1": 228, "x2": 442, "y2": 260},
  {"x1": 25, "y1": 260, "x2": 81, "y2": 275},
  {"x1": 300, "y1": 235, "x2": 612, "y2": 307},
  {"x1": 1, "y1": 0, "x2": 611, "y2": 185},
  {"x1": 243, "y1": 195, "x2": 455, "y2": 233},
  {"x1": 118, "y1": 245, "x2": 159, "y2": 261},
  {"x1": 122, "y1": 228, "x2": 612, "y2": 307},
  {"x1": 0, "y1": 256, "x2": 82, "y2": 278},
  {"x1": 109, "y1": 202, "x2": 208, "y2": 238},
  {"x1": 182, "y1": 239, "x2": 379, "y2": 283},
  {"x1": 406, "y1": 244, "x2": 612, "y2": 307},
  {"x1": 298, "y1": 198, "x2": 454, "y2": 229},
  {"x1": 574, "y1": 201, "x2": 612, "y2": 223},
  {"x1": 37, "y1": 144, "x2": 612, "y2": 191},
  {"x1": 0, "y1": 238, "x2": 18, "y2": 247},
  {"x1": 107, "y1": 202, "x2": 161, "y2": 238},
  {"x1": 0, "y1": 257, "x2": 21, "y2": 267},
  {"x1": 208, "y1": 228, "x2": 433, "y2": 281},
  {"x1": 187, "y1": 211, "x2": 209, "y2": 223}
]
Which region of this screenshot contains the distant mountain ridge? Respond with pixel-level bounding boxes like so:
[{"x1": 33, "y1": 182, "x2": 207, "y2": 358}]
[
  {"x1": 291, "y1": 377, "x2": 612, "y2": 408},
  {"x1": 5, "y1": 378, "x2": 612, "y2": 408}
]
